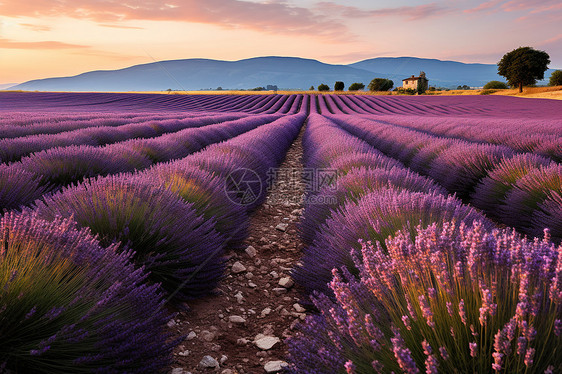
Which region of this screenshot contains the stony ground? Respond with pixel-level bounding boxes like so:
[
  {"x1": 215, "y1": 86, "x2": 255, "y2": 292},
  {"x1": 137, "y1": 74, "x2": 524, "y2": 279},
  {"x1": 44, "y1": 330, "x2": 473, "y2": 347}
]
[{"x1": 167, "y1": 128, "x2": 307, "y2": 374}]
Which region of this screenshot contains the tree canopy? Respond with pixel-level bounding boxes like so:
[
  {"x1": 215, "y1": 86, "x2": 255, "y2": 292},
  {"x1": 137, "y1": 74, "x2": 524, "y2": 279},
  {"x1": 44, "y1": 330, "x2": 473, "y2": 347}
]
[
  {"x1": 497, "y1": 47, "x2": 550, "y2": 93},
  {"x1": 334, "y1": 81, "x2": 345, "y2": 91},
  {"x1": 368, "y1": 78, "x2": 393, "y2": 91},
  {"x1": 318, "y1": 84, "x2": 330, "y2": 92},
  {"x1": 549, "y1": 70, "x2": 562, "y2": 86},
  {"x1": 349, "y1": 82, "x2": 365, "y2": 91},
  {"x1": 483, "y1": 81, "x2": 508, "y2": 89}
]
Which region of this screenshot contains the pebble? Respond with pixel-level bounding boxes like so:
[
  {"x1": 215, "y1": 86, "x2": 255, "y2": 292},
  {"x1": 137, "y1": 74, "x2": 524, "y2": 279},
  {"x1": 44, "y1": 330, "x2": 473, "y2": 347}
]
[
  {"x1": 237, "y1": 338, "x2": 249, "y2": 345},
  {"x1": 293, "y1": 303, "x2": 306, "y2": 313},
  {"x1": 178, "y1": 350, "x2": 190, "y2": 357},
  {"x1": 167, "y1": 319, "x2": 177, "y2": 328},
  {"x1": 232, "y1": 261, "x2": 247, "y2": 274},
  {"x1": 272, "y1": 287, "x2": 287, "y2": 295},
  {"x1": 199, "y1": 355, "x2": 219, "y2": 369},
  {"x1": 261, "y1": 307, "x2": 272, "y2": 316},
  {"x1": 234, "y1": 292, "x2": 244, "y2": 304},
  {"x1": 186, "y1": 331, "x2": 197, "y2": 340},
  {"x1": 220, "y1": 355, "x2": 228, "y2": 364},
  {"x1": 200, "y1": 330, "x2": 216, "y2": 342},
  {"x1": 229, "y1": 315, "x2": 246, "y2": 324},
  {"x1": 171, "y1": 368, "x2": 191, "y2": 374},
  {"x1": 221, "y1": 370, "x2": 233, "y2": 374},
  {"x1": 275, "y1": 223, "x2": 289, "y2": 232},
  {"x1": 245, "y1": 245, "x2": 257, "y2": 258},
  {"x1": 278, "y1": 277, "x2": 294, "y2": 288},
  {"x1": 255, "y1": 335, "x2": 280, "y2": 350},
  {"x1": 264, "y1": 360, "x2": 289, "y2": 373}
]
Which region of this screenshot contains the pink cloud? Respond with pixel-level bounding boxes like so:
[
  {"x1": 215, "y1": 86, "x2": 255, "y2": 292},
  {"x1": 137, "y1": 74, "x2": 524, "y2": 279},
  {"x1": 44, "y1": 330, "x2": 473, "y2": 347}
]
[
  {"x1": 0, "y1": 0, "x2": 352, "y2": 42},
  {"x1": 463, "y1": 0, "x2": 504, "y2": 14},
  {"x1": 316, "y1": 2, "x2": 450, "y2": 21},
  {"x1": 0, "y1": 38, "x2": 90, "y2": 49}
]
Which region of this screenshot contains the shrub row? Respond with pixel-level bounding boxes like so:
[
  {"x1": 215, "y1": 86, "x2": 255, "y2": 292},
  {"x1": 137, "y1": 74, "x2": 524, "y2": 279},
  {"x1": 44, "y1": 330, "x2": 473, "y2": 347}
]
[
  {"x1": 1, "y1": 115, "x2": 280, "y2": 212},
  {"x1": 328, "y1": 114, "x2": 562, "y2": 242},
  {"x1": 0, "y1": 113, "x2": 245, "y2": 163}
]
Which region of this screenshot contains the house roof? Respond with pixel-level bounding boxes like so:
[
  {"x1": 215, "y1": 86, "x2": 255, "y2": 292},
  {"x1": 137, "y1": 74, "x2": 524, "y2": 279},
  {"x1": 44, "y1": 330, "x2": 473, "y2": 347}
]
[{"x1": 403, "y1": 75, "x2": 428, "y2": 82}]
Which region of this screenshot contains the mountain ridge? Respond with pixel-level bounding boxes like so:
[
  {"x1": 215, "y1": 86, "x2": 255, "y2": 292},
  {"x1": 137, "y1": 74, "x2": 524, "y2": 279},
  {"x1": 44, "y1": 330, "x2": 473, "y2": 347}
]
[{"x1": 6, "y1": 56, "x2": 558, "y2": 91}]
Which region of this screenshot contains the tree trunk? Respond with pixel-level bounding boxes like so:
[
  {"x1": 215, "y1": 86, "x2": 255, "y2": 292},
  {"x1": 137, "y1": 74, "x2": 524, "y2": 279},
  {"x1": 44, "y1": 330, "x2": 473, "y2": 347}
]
[{"x1": 519, "y1": 82, "x2": 523, "y2": 93}]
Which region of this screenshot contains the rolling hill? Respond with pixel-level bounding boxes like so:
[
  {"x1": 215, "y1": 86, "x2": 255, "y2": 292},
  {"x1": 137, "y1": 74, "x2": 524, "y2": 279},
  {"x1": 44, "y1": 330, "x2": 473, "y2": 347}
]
[{"x1": 6, "y1": 56, "x2": 558, "y2": 91}]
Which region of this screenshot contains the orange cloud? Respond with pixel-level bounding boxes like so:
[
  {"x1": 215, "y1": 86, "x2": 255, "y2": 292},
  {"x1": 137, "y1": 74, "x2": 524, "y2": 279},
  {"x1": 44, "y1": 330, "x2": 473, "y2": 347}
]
[
  {"x1": 0, "y1": 0, "x2": 352, "y2": 42},
  {"x1": 0, "y1": 38, "x2": 90, "y2": 49},
  {"x1": 98, "y1": 24, "x2": 144, "y2": 29},
  {"x1": 19, "y1": 23, "x2": 52, "y2": 32}
]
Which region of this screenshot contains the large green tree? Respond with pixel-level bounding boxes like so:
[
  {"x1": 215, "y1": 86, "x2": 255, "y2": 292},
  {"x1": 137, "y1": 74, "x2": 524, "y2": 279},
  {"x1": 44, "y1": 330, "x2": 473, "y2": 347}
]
[{"x1": 497, "y1": 47, "x2": 550, "y2": 93}]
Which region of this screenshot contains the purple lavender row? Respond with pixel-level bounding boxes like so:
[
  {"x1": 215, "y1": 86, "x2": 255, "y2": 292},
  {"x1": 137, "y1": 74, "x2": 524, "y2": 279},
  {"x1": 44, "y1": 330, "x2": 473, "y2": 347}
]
[
  {"x1": 292, "y1": 114, "x2": 492, "y2": 300},
  {"x1": 0, "y1": 113, "x2": 246, "y2": 163},
  {"x1": 328, "y1": 114, "x2": 562, "y2": 241},
  {"x1": 24, "y1": 114, "x2": 304, "y2": 302},
  {"x1": 0, "y1": 211, "x2": 176, "y2": 373},
  {"x1": 0, "y1": 92, "x2": 295, "y2": 114},
  {"x1": 0, "y1": 111, "x2": 202, "y2": 139},
  {"x1": 371, "y1": 114, "x2": 562, "y2": 162},
  {"x1": 287, "y1": 222, "x2": 562, "y2": 373},
  {"x1": 1, "y1": 115, "x2": 280, "y2": 212}
]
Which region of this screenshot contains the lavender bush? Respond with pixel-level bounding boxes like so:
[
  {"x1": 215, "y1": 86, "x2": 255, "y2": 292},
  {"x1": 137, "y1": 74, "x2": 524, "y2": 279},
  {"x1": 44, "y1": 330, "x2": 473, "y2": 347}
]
[
  {"x1": 288, "y1": 222, "x2": 562, "y2": 373},
  {"x1": 0, "y1": 164, "x2": 48, "y2": 212},
  {"x1": 294, "y1": 189, "x2": 492, "y2": 299},
  {"x1": 471, "y1": 153, "x2": 553, "y2": 218},
  {"x1": 141, "y1": 163, "x2": 249, "y2": 248},
  {"x1": 33, "y1": 175, "x2": 225, "y2": 300},
  {"x1": 299, "y1": 167, "x2": 447, "y2": 244},
  {"x1": 0, "y1": 212, "x2": 175, "y2": 373},
  {"x1": 502, "y1": 163, "x2": 562, "y2": 235}
]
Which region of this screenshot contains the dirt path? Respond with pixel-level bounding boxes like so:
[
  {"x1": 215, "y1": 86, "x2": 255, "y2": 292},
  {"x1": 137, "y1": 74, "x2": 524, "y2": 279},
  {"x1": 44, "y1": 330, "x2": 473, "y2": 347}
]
[{"x1": 168, "y1": 127, "x2": 306, "y2": 374}]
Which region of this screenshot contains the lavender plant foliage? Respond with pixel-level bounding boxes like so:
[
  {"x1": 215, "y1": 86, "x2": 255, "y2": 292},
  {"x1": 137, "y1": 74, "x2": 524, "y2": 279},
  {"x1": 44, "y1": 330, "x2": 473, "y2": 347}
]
[
  {"x1": 0, "y1": 212, "x2": 175, "y2": 373},
  {"x1": 0, "y1": 164, "x2": 48, "y2": 212},
  {"x1": 294, "y1": 189, "x2": 493, "y2": 299},
  {"x1": 18, "y1": 144, "x2": 152, "y2": 187},
  {"x1": 327, "y1": 152, "x2": 404, "y2": 176},
  {"x1": 501, "y1": 163, "x2": 562, "y2": 234},
  {"x1": 33, "y1": 175, "x2": 225, "y2": 300},
  {"x1": 471, "y1": 153, "x2": 553, "y2": 218},
  {"x1": 534, "y1": 191, "x2": 562, "y2": 243},
  {"x1": 428, "y1": 143, "x2": 515, "y2": 200},
  {"x1": 288, "y1": 222, "x2": 562, "y2": 374},
  {"x1": 299, "y1": 167, "x2": 447, "y2": 244},
  {"x1": 140, "y1": 163, "x2": 249, "y2": 248}
]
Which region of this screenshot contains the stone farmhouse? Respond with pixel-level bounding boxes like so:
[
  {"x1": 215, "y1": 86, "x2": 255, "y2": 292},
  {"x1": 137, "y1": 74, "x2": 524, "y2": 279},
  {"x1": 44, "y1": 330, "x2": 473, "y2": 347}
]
[{"x1": 402, "y1": 72, "x2": 429, "y2": 91}]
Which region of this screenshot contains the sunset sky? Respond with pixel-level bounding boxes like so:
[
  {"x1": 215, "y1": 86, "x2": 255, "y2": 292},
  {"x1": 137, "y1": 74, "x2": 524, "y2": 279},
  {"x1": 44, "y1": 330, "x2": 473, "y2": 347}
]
[{"x1": 1, "y1": 0, "x2": 561, "y2": 84}]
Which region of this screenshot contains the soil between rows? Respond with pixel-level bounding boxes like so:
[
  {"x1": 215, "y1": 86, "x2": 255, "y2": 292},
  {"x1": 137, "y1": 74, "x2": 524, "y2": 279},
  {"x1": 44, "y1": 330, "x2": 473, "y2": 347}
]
[{"x1": 168, "y1": 126, "x2": 307, "y2": 373}]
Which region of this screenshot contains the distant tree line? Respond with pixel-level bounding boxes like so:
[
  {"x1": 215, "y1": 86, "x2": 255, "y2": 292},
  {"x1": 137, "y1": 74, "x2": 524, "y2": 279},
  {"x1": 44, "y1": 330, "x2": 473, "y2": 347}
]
[{"x1": 312, "y1": 78, "x2": 393, "y2": 92}]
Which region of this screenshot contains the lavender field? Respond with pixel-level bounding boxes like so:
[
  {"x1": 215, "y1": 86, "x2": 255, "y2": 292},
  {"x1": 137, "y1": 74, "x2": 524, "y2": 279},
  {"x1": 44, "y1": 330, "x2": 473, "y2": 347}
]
[{"x1": 1, "y1": 91, "x2": 561, "y2": 373}]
